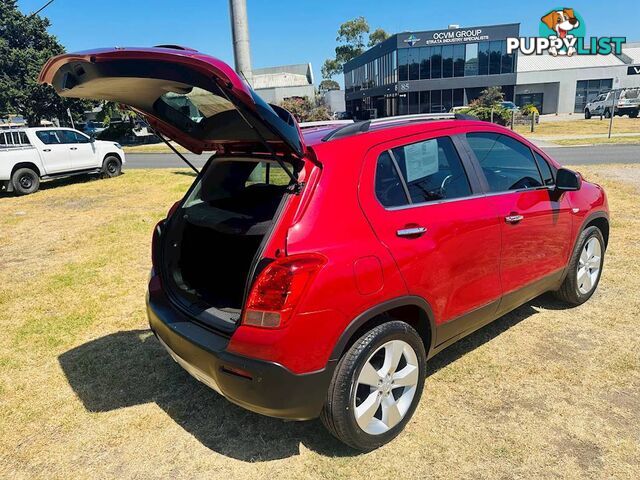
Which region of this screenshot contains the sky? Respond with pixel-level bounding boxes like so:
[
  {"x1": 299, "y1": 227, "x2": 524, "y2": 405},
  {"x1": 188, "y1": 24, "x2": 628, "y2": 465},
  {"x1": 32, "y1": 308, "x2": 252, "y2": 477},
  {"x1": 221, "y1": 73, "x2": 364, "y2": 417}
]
[{"x1": 17, "y1": 0, "x2": 640, "y2": 86}]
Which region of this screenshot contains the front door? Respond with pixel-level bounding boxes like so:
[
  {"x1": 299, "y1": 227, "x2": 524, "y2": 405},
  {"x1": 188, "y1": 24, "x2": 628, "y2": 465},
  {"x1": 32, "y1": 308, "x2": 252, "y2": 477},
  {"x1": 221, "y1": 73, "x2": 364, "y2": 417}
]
[
  {"x1": 34, "y1": 130, "x2": 71, "y2": 174},
  {"x1": 465, "y1": 132, "x2": 573, "y2": 310},
  {"x1": 359, "y1": 132, "x2": 503, "y2": 345},
  {"x1": 59, "y1": 130, "x2": 96, "y2": 169}
]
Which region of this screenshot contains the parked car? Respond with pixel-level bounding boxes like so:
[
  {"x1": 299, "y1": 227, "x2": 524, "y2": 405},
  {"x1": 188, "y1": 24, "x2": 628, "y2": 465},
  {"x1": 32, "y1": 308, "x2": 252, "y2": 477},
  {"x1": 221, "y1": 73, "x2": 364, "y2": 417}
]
[
  {"x1": 0, "y1": 127, "x2": 125, "y2": 195},
  {"x1": 40, "y1": 47, "x2": 609, "y2": 451},
  {"x1": 499, "y1": 101, "x2": 520, "y2": 111},
  {"x1": 584, "y1": 89, "x2": 640, "y2": 119}
]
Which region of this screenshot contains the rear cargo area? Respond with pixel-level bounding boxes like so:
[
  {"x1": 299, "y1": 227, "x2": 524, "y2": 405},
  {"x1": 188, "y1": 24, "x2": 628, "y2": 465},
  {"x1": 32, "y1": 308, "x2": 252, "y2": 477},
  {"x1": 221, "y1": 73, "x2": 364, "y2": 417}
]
[{"x1": 162, "y1": 159, "x2": 293, "y2": 315}]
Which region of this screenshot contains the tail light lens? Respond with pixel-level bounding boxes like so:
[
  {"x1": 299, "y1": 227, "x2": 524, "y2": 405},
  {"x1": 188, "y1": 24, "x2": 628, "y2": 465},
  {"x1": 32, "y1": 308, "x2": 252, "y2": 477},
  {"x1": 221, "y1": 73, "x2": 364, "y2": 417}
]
[{"x1": 242, "y1": 254, "x2": 326, "y2": 329}]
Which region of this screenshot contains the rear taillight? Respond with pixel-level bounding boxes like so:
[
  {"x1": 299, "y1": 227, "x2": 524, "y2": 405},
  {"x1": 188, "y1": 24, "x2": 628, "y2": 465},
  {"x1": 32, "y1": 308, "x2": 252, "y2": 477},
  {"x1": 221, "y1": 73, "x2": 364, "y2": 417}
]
[{"x1": 242, "y1": 254, "x2": 326, "y2": 328}]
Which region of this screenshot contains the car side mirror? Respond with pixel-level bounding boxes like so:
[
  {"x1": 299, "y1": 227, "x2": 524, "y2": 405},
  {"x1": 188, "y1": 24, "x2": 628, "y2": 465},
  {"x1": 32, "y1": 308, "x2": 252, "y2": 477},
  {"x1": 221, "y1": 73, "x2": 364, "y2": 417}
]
[{"x1": 555, "y1": 167, "x2": 582, "y2": 191}]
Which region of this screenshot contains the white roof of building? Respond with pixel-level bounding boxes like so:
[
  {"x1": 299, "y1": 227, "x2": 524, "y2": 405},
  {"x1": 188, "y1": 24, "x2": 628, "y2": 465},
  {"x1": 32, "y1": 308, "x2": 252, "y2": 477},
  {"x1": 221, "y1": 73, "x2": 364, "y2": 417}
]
[
  {"x1": 623, "y1": 42, "x2": 640, "y2": 63},
  {"x1": 251, "y1": 63, "x2": 314, "y2": 90},
  {"x1": 517, "y1": 51, "x2": 625, "y2": 72}
]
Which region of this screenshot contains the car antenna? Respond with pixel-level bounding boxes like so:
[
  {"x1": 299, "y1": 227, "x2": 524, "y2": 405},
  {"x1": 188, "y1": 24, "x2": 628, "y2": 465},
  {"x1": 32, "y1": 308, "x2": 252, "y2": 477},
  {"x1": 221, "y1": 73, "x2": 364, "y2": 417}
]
[
  {"x1": 133, "y1": 112, "x2": 200, "y2": 174},
  {"x1": 213, "y1": 79, "x2": 302, "y2": 192}
]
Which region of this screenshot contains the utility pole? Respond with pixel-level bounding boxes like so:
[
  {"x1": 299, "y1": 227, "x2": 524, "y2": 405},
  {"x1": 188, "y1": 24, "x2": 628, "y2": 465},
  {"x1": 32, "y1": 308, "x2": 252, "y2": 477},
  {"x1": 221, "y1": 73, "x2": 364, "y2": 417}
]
[{"x1": 228, "y1": 0, "x2": 253, "y2": 85}]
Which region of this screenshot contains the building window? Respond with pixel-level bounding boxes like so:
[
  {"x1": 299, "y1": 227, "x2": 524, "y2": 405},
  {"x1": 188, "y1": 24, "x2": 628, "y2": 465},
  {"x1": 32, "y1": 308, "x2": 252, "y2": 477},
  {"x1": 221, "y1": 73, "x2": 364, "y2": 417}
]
[
  {"x1": 399, "y1": 93, "x2": 408, "y2": 115},
  {"x1": 574, "y1": 78, "x2": 613, "y2": 113},
  {"x1": 478, "y1": 42, "x2": 490, "y2": 75},
  {"x1": 420, "y1": 47, "x2": 431, "y2": 79},
  {"x1": 431, "y1": 46, "x2": 442, "y2": 79},
  {"x1": 453, "y1": 88, "x2": 464, "y2": 107},
  {"x1": 408, "y1": 48, "x2": 420, "y2": 80},
  {"x1": 489, "y1": 41, "x2": 502, "y2": 75},
  {"x1": 442, "y1": 89, "x2": 453, "y2": 112},
  {"x1": 516, "y1": 93, "x2": 543, "y2": 113},
  {"x1": 430, "y1": 90, "x2": 442, "y2": 112},
  {"x1": 501, "y1": 41, "x2": 514, "y2": 73},
  {"x1": 453, "y1": 44, "x2": 465, "y2": 77},
  {"x1": 442, "y1": 45, "x2": 453, "y2": 78},
  {"x1": 398, "y1": 49, "x2": 408, "y2": 81},
  {"x1": 420, "y1": 91, "x2": 430, "y2": 113},
  {"x1": 464, "y1": 43, "x2": 478, "y2": 76}
]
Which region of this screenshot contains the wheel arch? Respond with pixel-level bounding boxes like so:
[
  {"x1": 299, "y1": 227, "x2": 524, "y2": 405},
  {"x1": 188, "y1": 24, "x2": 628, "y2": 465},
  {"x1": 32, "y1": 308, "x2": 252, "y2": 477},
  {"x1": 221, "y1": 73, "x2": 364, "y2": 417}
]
[
  {"x1": 103, "y1": 152, "x2": 122, "y2": 163},
  {"x1": 329, "y1": 296, "x2": 436, "y2": 362},
  {"x1": 582, "y1": 211, "x2": 609, "y2": 248},
  {"x1": 11, "y1": 162, "x2": 41, "y2": 177}
]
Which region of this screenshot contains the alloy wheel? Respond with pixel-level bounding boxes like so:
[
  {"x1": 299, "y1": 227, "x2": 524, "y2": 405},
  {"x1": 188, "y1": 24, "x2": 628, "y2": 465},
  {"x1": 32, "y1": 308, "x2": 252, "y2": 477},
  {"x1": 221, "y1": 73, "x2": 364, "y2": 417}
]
[
  {"x1": 577, "y1": 237, "x2": 602, "y2": 294},
  {"x1": 353, "y1": 339, "x2": 419, "y2": 435}
]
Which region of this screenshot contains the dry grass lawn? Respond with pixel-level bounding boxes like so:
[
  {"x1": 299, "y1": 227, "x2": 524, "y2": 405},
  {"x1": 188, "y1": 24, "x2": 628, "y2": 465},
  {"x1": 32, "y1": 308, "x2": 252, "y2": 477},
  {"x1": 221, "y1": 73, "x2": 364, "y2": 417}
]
[
  {"x1": 552, "y1": 136, "x2": 640, "y2": 146},
  {"x1": 515, "y1": 117, "x2": 640, "y2": 137},
  {"x1": 1, "y1": 166, "x2": 639, "y2": 479}
]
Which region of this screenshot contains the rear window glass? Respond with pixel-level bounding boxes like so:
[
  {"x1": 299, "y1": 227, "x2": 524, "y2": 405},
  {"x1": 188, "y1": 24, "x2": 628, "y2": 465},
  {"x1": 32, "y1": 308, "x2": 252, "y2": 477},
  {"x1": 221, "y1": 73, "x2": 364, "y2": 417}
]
[
  {"x1": 158, "y1": 87, "x2": 235, "y2": 124},
  {"x1": 183, "y1": 160, "x2": 294, "y2": 222},
  {"x1": 375, "y1": 136, "x2": 472, "y2": 207}
]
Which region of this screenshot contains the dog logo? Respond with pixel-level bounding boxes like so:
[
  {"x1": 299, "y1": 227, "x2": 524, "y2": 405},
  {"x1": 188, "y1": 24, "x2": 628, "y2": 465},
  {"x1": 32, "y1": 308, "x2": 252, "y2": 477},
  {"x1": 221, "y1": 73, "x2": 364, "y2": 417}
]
[
  {"x1": 539, "y1": 8, "x2": 584, "y2": 56},
  {"x1": 507, "y1": 8, "x2": 625, "y2": 57}
]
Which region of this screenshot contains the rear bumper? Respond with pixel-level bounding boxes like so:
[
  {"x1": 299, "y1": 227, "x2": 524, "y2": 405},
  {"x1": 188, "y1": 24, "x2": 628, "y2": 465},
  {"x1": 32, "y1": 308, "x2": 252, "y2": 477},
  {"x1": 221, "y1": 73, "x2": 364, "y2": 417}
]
[{"x1": 147, "y1": 282, "x2": 335, "y2": 420}]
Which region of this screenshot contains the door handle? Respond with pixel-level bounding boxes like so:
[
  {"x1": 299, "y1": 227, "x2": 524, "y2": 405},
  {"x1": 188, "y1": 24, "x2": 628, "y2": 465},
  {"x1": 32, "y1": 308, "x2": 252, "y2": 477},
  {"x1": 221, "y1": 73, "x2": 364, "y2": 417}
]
[
  {"x1": 43, "y1": 148, "x2": 51, "y2": 152},
  {"x1": 505, "y1": 214, "x2": 524, "y2": 224},
  {"x1": 70, "y1": 147, "x2": 77, "y2": 150},
  {"x1": 396, "y1": 226, "x2": 427, "y2": 237}
]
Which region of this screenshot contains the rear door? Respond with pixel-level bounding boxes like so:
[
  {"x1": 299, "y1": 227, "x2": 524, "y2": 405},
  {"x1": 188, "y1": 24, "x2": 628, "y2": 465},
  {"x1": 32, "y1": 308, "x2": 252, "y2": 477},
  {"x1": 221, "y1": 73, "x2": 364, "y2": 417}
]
[
  {"x1": 359, "y1": 132, "x2": 503, "y2": 345},
  {"x1": 39, "y1": 47, "x2": 305, "y2": 160},
  {"x1": 464, "y1": 131, "x2": 572, "y2": 311},
  {"x1": 59, "y1": 130, "x2": 96, "y2": 169},
  {"x1": 34, "y1": 130, "x2": 72, "y2": 174}
]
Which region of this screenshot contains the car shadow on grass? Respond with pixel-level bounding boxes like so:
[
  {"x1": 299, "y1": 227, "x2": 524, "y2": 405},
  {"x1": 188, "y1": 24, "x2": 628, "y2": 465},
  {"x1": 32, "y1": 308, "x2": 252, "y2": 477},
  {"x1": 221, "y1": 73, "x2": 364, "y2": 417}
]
[{"x1": 58, "y1": 294, "x2": 560, "y2": 461}]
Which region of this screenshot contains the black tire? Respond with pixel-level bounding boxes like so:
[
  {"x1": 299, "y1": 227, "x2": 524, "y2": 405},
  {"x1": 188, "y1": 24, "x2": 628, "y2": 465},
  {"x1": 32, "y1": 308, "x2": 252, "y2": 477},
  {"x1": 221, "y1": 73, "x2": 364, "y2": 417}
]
[
  {"x1": 584, "y1": 109, "x2": 591, "y2": 119},
  {"x1": 630, "y1": 110, "x2": 638, "y2": 119},
  {"x1": 11, "y1": 167, "x2": 40, "y2": 195},
  {"x1": 553, "y1": 226, "x2": 605, "y2": 306},
  {"x1": 604, "y1": 108, "x2": 611, "y2": 119},
  {"x1": 101, "y1": 155, "x2": 122, "y2": 178},
  {"x1": 321, "y1": 320, "x2": 426, "y2": 451}
]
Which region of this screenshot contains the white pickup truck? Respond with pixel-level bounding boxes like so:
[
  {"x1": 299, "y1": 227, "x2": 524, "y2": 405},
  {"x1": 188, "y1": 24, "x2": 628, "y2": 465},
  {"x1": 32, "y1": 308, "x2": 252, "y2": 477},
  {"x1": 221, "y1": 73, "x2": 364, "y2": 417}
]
[{"x1": 0, "y1": 127, "x2": 125, "y2": 195}]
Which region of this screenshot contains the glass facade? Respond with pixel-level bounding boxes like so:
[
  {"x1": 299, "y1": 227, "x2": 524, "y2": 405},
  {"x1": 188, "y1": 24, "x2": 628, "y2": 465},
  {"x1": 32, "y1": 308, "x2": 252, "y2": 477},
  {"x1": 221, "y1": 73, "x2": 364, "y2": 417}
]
[
  {"x1": 574, "y1": 79, "x2": 613, "y2": 113},
  {"x1": 344, "y1": 28, "x2": 518, "y2": 119},
  {"x1": 345, "y1": 51, "x2": 397, "y2": 93},
  {"x1": 390, "y1": 40, "x2": 514, "y2": 83}
]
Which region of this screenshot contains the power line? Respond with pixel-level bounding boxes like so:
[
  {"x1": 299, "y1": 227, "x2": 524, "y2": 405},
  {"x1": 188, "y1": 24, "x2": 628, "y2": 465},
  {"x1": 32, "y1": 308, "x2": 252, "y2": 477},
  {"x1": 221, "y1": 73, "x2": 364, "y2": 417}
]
[{"x1": 30, "y1": 0, "x2": 56, "y2": 17}]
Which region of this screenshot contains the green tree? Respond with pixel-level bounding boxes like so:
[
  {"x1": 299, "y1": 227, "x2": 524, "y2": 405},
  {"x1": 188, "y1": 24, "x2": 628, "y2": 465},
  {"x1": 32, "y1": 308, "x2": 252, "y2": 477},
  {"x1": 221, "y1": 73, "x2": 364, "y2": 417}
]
[
  {"x1": 472, "y1": 86, "x2": 505, "y2": 107},
  {"x1": 319, "y1": 79, "x2": 340, "y2": 92},
  {"x1": 321, "y1": 17, "x2": 389, "y2": 81},
  {"x1": 0, "y1": 0, "x2": 90, "y2": 126},
  {"x1": 280, "y1": 97, "x2": 331, "y2": 122},
  {"x1": 368, "y1": 28, "x2": 390, "y2": 47}
]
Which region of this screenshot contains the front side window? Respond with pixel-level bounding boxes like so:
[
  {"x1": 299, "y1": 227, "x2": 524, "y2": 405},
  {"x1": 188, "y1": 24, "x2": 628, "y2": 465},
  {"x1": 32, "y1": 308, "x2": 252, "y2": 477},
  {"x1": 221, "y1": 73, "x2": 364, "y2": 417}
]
[
  {"x1": 375, "y1": 136, "x2": 472, "y2": 207},
  {"x1": 466, "y1": 132, "x2": 543, "y2": 192},
  {"x1": 36, "y1": 130, "x2": 62, "y2": 145},
  {"x1": 534, "y1": 152, "x2": 555, "y2": 186}
]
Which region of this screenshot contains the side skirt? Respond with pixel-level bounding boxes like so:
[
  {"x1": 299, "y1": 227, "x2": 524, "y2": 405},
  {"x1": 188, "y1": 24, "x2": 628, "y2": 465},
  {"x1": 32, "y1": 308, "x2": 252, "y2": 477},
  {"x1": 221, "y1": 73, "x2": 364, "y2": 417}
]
[{"x1": 430, "y1": 269, "x2": 565, "y2": 358}]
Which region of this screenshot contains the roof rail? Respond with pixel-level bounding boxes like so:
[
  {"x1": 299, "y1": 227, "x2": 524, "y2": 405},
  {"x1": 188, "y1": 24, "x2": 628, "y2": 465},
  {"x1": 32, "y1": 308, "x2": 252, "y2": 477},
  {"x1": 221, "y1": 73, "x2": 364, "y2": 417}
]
[
  {"x1": 298, "y1": 119, "x2": 354, "y2": 129},
  {"x1": 323, "y1": 112, "x2": 477, "y2": 141}
]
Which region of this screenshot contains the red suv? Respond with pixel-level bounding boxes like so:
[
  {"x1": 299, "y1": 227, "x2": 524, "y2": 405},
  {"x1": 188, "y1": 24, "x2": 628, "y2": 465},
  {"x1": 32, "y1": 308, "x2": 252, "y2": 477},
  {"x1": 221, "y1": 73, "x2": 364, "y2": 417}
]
[{"x1": 41, "y1": 47, "x2": 609, "y2": 450}]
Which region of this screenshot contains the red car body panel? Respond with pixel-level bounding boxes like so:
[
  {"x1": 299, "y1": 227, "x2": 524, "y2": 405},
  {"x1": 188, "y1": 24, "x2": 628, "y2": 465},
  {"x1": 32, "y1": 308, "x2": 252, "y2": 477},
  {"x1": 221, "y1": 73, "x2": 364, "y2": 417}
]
[{"x1": 39, "y1": 47, "x2": 610, "y2": 420}]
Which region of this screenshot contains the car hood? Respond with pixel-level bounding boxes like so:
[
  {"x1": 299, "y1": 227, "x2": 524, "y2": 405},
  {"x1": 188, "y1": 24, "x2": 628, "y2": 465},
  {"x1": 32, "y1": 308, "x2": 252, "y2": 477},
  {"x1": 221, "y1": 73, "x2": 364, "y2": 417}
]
[{"x1": 39, "y1": 47, "x2": 305, "y2": 159}]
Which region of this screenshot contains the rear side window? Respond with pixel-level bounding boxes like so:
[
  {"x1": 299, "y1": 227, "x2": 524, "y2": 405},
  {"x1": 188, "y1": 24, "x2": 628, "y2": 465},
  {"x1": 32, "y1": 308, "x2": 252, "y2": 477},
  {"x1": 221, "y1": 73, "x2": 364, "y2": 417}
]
[
  {"x1": 375, "y1": 136, "x2": 472, "y2": 207},
  {"x1": 534, "y1": 152, "x2": 555, "y2": 186},
  {"x1": 59, "y1": 130, "x2": 90, "y2": 144},
  {"x1": 36, "y1": 130, "x2": 62, "y2": 145},
  {"x1": 0, "y1": 131, "x2": 30, "y2": 146},
  {"x1": 466, "y1": 132, "x2": 543, "y2": 192}
]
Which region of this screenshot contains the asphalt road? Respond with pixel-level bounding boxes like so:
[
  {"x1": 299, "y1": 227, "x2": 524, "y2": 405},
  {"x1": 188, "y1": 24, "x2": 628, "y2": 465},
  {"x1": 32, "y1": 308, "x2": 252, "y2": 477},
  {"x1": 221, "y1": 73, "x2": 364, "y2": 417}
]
[{"x1": 123, "y1": 144, "x2": 640, "y2": 170}]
